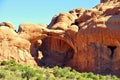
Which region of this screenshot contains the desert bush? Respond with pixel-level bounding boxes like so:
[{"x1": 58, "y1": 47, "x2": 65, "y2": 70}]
[
  {"x1": 9, "y1": 66, "x2": 17, "y2": 71},
  {"x1": 21, "y1": 66, "x2": 36, "y2": 80},
  {"x1": 0, "y1": 72, "x2": 6, "y2": 79},
  {"x1": 53, "y1": 66, "x2": 77, "y2": 79},
  {"x1": 111, "y1": 75, "x2": 119, "y2": 80},
  {"x1": 9, "y1": 60, "x2": 16, "y2": 66},
  {"x1": 0, "y1": 60, "x2": 120, "y2": 80},
  {"x1": 1, "y1": 60, "x2": 9, "y2": 65},
  {"x1": 36, "y1": 75, "x2": 45, "y2": 80}
]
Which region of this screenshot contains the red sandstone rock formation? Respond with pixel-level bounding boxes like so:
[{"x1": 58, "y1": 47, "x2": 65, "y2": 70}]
[
  {"x1": 41, "y1": 0, "x2": 120, "y2": 76},
  {"x1": 0, "y1": 0, "x2": 120, "y2": 77},
  {"x1": 0, "y1": 25, "x2": 37, "y2": 66}
]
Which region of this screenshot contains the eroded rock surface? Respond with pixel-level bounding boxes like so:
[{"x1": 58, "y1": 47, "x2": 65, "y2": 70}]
[
  {"x1": 0, "y1": 0, "x2": 120, "y2": 77},
  {"x1": 41, "y1": 0, "x2": 120, "y2": 76}
]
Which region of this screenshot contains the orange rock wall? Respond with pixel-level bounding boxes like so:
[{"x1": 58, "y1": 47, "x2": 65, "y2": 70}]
[{"x1": 0, "y1": 0, "x2": 120, "y2": 77}]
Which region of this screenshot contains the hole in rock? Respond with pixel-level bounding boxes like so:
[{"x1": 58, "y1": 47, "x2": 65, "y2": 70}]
[
  {"x1": 71, "y1": 20, "x2": 79, "y2": 26},
  {"x1": 76, "y1": 14, "x2": 80, "y2": 17},
  {"x1": 38, "y1": 37, "x2": 74, "y2": 67},
  {"x1": 75, "y1": 20, "x2": 79, "y2": 25},
  {"x1": 107, "y1": 46, "x2": 116, "y2": 59}
]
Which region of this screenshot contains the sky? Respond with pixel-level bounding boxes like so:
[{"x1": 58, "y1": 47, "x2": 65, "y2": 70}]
[{"x1": 0, "y1": 0, "x2": 100, "y2": 29}]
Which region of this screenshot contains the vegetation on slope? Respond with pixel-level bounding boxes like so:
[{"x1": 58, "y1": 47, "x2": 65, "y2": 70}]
[{"x1": 0, "y1": 60, "x2": 120, "y2": 80}]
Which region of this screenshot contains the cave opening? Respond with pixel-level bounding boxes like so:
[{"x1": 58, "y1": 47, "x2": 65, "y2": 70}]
[
  {"x1": 107, "y1": 46, "x2": 116, "y2": 59},
  {"x1": 71, "y1": 19, "x2": 79, "y2": 26},
  {"x1": 75, "y1": 19, "x2": 79, "y2": 26},
  {"x1": 76, "y1": 14, "x2": 80, "y2": 17},
  {"x1": 38, "y1": 37, "x2": 75, "y2": 67}
]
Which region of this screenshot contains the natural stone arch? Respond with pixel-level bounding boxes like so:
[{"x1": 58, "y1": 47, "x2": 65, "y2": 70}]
[{"x1": 38, "y1": 36, "x2": 76, "y2": 67}]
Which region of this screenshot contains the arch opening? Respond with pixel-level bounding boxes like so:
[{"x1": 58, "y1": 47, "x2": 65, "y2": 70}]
[{"x1": 38, "y1": 37, "x2": 75, "y2": 67}]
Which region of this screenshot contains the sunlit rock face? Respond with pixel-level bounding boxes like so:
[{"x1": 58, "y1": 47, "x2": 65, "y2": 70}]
[
  {"x1": 0, "y1": 0, "x2": 120, "y2": 77},
  {"x1": 40, "y1": 0, "x2": 120, "y2": 77}
]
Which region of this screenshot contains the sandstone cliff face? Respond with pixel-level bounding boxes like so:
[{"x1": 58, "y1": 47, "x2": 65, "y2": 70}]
[
  {"x1": 0, "y1": 25, "x2": 37, "y2": 66},
  {"x1": 0, "y1": 0, "x2": 120, "y2": 77},
  {"x1": 40, "y1": 0, "x2": 120, "y2": 76}
]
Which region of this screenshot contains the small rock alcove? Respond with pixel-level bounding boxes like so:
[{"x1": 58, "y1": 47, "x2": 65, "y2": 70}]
[
  {"x1": 38, "y1": 37, "x2": 74, "y2": 67},
  {"x1": 107, "y1": 46, "x2": 117, "y2": 59}
]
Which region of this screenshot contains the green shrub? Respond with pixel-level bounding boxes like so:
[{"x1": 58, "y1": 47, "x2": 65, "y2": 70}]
[
  {"x1": 53, "y1": 66, "x2": 63, "y2": 77},
  {"x1": 1, "y1": 61, "x2": 9, "y2": 65},
  {"x1": 77, "y1": 76, "x2": 86, "y2": 80},
  {"x1": 66, "y1": 72, "x2": 76, "y2": 79},
  {"x1": 0, "y1": 72, "x2": 6, "y2": 79},
  {"x1": 21, "y1": 66, "x2": 36, "y2": 80},
  {"x1": 112, "y1": 75, "x2": 119, "y2": 80},
  {"x1": 9, "y1": 60, "x2": 16, "y2": 66},
  {"x1": 9, "y1": 66, "x2": 17, "y2": 71},
  {"x1": 36, "y1": 75, "x2": 45, "y2": 80},
  {"x1": 0, "y1": 60, "x2": 120, "y2": 80},
  {"x1": 3, "y1": 67, "x2": 9, "y2": 70},
  {"x1": 1, "y1": 60, "x2": 16, "y2": 66},
  {"x1": 17, "y1": 64, "x2": 25, "y2": 71}
]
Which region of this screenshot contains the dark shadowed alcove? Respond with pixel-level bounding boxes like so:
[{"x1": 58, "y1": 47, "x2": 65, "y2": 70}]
[{"x1": 38, "y1": 37, "x2": 74, "y2": 67}]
